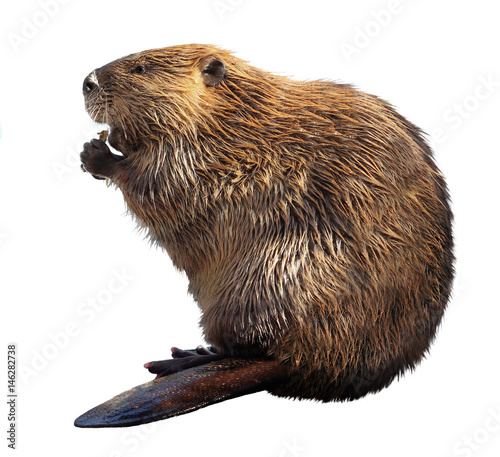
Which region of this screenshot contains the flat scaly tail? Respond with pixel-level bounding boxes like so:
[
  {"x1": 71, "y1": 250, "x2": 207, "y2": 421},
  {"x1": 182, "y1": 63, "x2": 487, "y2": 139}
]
[{"x1": 74, "y1": 358, "x2": 286, "y2": 428}]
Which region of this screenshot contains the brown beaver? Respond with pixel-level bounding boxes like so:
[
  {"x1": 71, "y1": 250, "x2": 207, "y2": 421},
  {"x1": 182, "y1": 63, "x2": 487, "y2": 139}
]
[{"x1": 75, "y1": 44, "x2": 454, "y2": 427}]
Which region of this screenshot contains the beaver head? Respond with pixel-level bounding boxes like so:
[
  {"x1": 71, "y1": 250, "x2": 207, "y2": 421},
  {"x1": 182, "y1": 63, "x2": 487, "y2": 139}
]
[{"x1": 83, "y1": 44, "x2": 229, "y2": 157}]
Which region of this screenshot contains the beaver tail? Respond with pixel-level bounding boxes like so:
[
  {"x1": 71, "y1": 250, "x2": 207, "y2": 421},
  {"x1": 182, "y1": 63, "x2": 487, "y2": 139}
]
[{"x1": 74, "y1": 358, "x2": 286, "y2": 427}]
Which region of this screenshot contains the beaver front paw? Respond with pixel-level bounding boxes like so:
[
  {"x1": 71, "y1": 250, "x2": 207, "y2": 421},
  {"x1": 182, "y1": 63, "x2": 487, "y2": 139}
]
[{"x1": 80, "y1": 139, "x2": 123, "y2": 180}]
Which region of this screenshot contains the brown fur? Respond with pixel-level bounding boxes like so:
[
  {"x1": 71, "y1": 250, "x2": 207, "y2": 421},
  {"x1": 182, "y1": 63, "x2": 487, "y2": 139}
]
[{"x1": 83, "y1": 44, "x2": 454, "y2": 402}]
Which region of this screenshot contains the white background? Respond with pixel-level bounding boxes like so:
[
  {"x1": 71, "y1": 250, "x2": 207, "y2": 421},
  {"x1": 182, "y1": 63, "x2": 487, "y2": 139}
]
[{"x1": 1, "y1": 1, "x2": 499, "y2": 456}]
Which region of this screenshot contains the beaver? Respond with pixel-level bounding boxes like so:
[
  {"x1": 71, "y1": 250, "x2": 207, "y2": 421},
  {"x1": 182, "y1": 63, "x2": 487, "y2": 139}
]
[{"x1": 75, "y1": 44, "x2": 454, "y2": 427}]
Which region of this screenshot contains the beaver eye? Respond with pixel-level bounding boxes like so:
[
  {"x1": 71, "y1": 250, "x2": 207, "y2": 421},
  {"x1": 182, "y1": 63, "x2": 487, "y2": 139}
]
[{"x1": 132, "y1": 65, "x2": 146, "y2": 75}]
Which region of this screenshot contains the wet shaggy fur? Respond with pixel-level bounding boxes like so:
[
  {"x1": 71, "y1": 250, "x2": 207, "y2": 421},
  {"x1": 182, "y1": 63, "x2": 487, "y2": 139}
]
[{"x1": 83, "y1": 44, "x2": 454, "y2": 401}]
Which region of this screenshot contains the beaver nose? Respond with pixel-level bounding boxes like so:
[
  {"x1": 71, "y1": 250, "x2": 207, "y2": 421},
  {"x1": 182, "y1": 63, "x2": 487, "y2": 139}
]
[{"x1": 83, "y1": 72, "x2": 99, "y2": 94}]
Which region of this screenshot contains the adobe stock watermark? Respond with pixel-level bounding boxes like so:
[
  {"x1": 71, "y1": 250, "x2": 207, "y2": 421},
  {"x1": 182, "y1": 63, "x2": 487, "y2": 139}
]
[
  {"x1": 102, "y1": 422, "x2": 159, "y2": 457},
  {"x1": 339, "y1": 0, "x2": 415, "y2": 63},
  {"x1": 19, "y1": 267, "x2": 134, "y2": 385},
  {"x1": 7, "y1": 0, "x2": 71, "y2": 53},
  {"x1": 279, "y1": 438, "x2": 306, "y2": 457},
  {"x1": 431, "y1": 74, "x2": 499, "y2": 146},
  {"x1": 451, "y1": 275, "x2": 468, "y2": 304},
  {"x1": 52, "y1": 127, "x2": 101, "y2": 182},
  {"x1": 452, "y1": 406, "x2": 500, "y2": 456},
  {"x1": 213, "y1": 0, "x2": 244, "y2": 21}
]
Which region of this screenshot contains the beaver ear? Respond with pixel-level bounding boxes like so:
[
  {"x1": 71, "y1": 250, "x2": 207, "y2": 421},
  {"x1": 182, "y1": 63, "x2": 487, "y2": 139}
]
[{"x1": 199, "y1": 57, "x2": 226, "y2": 87}]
